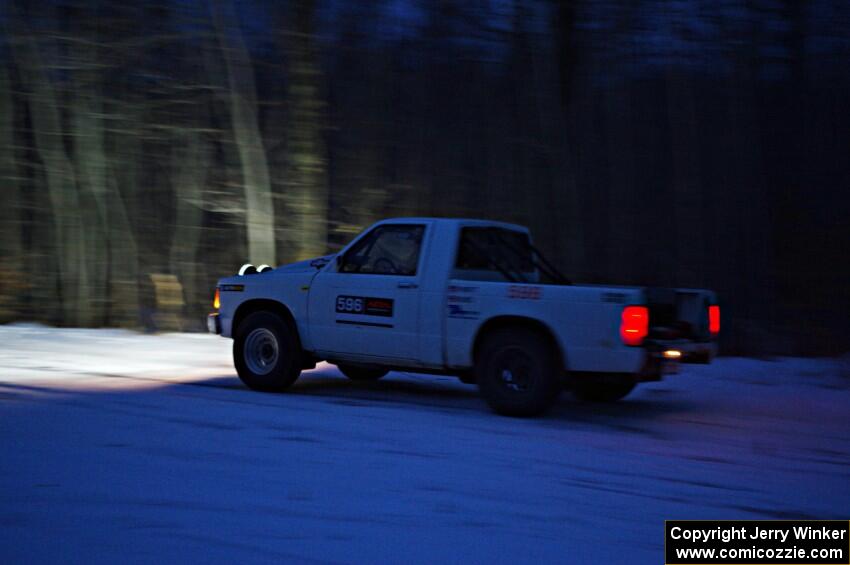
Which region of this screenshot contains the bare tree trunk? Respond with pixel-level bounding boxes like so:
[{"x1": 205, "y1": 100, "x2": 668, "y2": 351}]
[
  {"x1": 666, "y1": 69, "x2": 704, "y2": 287},
  {"x1": 105, "y1": 172, "x2": 140, "y2": 327},
  {"x1": 12, "y1": 32, "x2": 90, "y2": 326},
  {"x1": 568, "y1": 46, "x2": 609, "y2": 282},
  {"x1": 0, "y1": 63, "x2": 21, "y2": 262},
  {"x1": 211, "y1": 0, "x2": 276, "y2": 266},
  {"x1": 551, "y1": 0, "x2": 585, "y2": 276},
  {"x1": 602, "y1": 83, "x2": 638, "y2": 283},
  {"x1": 71, "y1": 40, "x2": 109, "y2": 324},
  {"x1": 0, "y1": 62, "x2": 24, "y2": 322},
  {"x1": 169, "y1": 129, "x2": 210, "y2": 314},
  {"x1": 107, "y1": 104, "x2": 143, "y2": 327},
  {"x1": 721, "y1": 8, "x2": 774, "y2": 351},
  {"x1": 285, "y1": 0, "x2": 328, "y2": 260}
]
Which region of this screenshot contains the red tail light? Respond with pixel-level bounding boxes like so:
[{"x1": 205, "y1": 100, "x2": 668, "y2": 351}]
[
  {"x1": 708, "y1": 305, "x2": 720, "y2": 335},
  {"x1": 621, "y1": 305, "x2": 649, "y2": 346}
]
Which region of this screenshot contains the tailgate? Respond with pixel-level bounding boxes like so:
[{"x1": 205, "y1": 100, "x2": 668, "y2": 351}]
[{"x1": 644, "y1": 287, "x2": 719, "y2": 362}]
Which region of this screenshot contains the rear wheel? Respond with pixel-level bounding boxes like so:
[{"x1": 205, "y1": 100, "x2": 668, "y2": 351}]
[
  {"x1": 475, "y1": 327, "x2": 561, "y2": 417},
  {"x1": 337, "y1": 364, "x2": 388, "y2": 381},
  {"x1": 234, "y1": 311, "x2": 302, "y2": 391},
  {"x1": 571, "y1": 375, "x2": 636, "y2": 402}
]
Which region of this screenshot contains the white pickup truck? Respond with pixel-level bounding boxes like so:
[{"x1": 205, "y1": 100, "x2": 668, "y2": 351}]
[{"x1": 208, "y1": 218, "x2": 719, "y2": 416}]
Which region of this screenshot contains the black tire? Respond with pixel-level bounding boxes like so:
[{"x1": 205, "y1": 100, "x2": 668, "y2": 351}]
[
  {"x1": 233, "y1": 311, "x2": 302, "y2": 391},
  {"x1": 337, "y1": 364, "x2": 388, "y2": 381},
  {"x1": 571, "y1": 375, "x2": 636, "y2": 402},
  {"x1": 475, "y1": 327, "x2": 562, "y2": 417}
]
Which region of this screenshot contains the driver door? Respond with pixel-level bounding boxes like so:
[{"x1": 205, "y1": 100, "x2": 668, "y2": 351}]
[{"x1": 308, "y1": 223, "x2": 427, "y2": 362}]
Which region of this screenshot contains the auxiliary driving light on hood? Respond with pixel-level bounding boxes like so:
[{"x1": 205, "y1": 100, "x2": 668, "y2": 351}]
[{"x1": 238, "y1": 263, "x2": 257, "y2": 276}]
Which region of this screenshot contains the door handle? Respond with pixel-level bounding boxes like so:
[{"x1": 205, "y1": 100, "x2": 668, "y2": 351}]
[{"x1": 397, "y1": 282, "x2": 418, "y2": 289}]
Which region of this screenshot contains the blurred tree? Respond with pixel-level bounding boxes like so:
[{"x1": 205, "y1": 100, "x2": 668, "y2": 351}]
[
  {"x1": 548, "y1": 0, "x2": 584, "y2": 276},
  {"x1": 0, "y1": 62, "x2": 24, "y2": 322},
  {"x1": 69, "y1": 13, "x2": 110, "y2": 324},
  {"x1": 663, "y1": 2, "x2": 705, "y2": 288},
  {"x1": 11, "y1": 20, "x2": 90, "y2": 325},
  {"x1": 169, "y1": 126, "x2": 211, "y2": 320},
  {"x1": 212, "y1": 0, "x2": 276, "y2": 266},
  {"x1": 283, "y1": 0, "x2": 329, "y2": 260},
  {"x1": 601, "y1": 4, "x2": 639, "y2": 284},
  {"x1": 0, "y1": 0, "x2": 845, "y2": 353},
  {"x1": 554, "y1": 0, "x2": 579, "y2": 111},
  {"x1": 0, "y1": 63, "x2": 20, "y2": 266},
  {"x1": 721, "y1": 2, "x2": 774, "y2": 350}
]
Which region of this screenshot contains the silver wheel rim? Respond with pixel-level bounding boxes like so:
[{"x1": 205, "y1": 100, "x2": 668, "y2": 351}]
[{"x1": 244, "y1": 328, "x2": 279, "y2": 375}]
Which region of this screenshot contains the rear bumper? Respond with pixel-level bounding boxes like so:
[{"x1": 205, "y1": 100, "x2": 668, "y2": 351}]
[
  {"x1": 207, "y1": 313, "x2": 221, "y2": 335},
  {"x1": 638, "y1": 339, "x2": 717, "y2": 381},
  {"x1": 646, "y1": 338, "x2": 716, "y2": 361}
]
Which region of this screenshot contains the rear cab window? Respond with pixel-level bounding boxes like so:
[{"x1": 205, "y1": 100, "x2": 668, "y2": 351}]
[{"x1": 452, "y1": 227, "x2": 539, "y2": 283}]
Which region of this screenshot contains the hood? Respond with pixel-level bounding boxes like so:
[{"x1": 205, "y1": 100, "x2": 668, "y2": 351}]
[{"x1": 272, "y1": 254, "x2": 336, "y2": 274}]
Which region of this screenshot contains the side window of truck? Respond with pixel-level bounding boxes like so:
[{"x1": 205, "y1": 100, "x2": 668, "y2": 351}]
[
  {"x1": 454, "y1": 227, "x2": 538, "y2": 282},
  {"x1": 339, "y1": 224, "x2": 425, "y2": 276}
]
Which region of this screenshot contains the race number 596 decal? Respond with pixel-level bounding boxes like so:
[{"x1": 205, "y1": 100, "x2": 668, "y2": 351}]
[
  {"x1": 336, "y1": 296, "x2": 364, "y2": 313},
  {"x1": 335, "y1": 295, "x2": 394, "y2": 317}
]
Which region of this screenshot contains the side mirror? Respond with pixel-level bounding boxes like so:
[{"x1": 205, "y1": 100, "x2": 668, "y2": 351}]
[{"x1": 336, "y1": 254, "x2": 343, "y2": 267}]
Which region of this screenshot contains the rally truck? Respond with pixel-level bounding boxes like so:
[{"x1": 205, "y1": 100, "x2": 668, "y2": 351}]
[{"x1": 208, "y1": 218, "x2": 720, "y2": 416}]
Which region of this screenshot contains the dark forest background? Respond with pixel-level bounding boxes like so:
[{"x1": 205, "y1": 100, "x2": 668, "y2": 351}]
[{"x1": 0, "y1": 0, "x2": 848, "y2": 355}]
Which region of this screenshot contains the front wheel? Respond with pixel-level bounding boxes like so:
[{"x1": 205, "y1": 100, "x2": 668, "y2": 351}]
[
  {"x1": 233, "y1": 311, "x2": 302, "y2": 391},
  {"x1": 475, "y1": 328, "x2": 561, "y2": 417},
  {"x1": 337, "y1": 364, "x2": 388, "y2": 381}
]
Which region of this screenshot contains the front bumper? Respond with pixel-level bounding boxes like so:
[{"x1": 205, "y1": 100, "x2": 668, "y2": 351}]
[{"x1": 207, "y1": 313, "x2": 221, "y2": 335}]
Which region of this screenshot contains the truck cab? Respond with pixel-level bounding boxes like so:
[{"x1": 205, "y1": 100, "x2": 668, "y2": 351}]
[{"x1": 209, "y1": 218, "x2": 719, "y2": 416}]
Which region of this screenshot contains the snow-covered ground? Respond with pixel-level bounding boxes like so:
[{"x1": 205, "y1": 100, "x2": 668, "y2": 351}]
[{"x1": 1, "y1": 325, "x2": 848, "y2": 564}]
